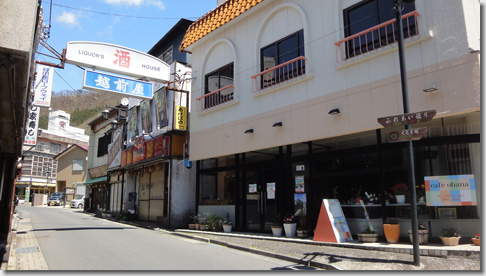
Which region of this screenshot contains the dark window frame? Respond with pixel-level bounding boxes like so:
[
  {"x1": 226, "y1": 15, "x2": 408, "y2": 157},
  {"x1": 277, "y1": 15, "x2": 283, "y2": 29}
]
[{"x1": 203, "y1": 62, "x2": 234, "y2": 109}]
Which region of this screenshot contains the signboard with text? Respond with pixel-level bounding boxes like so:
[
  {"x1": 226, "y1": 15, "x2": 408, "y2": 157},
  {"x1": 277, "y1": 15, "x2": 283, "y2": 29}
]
[
  {"x1": 378, "y1": 110, "x2": 436, "y2": 127},
  {"x1": 174, "y1": 106, "x2": 187, "y2": 131},
  {"x1": 83, "y1": 70, "x2": 153, "y2": 99},
  {"x1": 66, "y1": 41, "x2": 170, "y2": 82},
  {"x1": 388, "y1": 127, "x2": 428, "y2": 143},
  {"x1": 424, "y1": 175, "x2": 476, "y2": 206},
  {"x1": 33, "y1": 64, "x2": 54, "y2": 107},
  {"x1": 23, "y1": 105, "x2": 40, "y2": 146}
]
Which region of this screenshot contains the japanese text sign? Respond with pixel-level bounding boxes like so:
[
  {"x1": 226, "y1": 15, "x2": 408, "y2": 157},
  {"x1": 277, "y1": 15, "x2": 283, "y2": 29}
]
[
  {"x1": 424, "y1": 175, "x2": 476, "y2": 206},
  {"x1": 83, "y1": 70, "x2": 153, "y2": 99},
  {"x1": 388, "y1": 127, "x2": 428, "y2": 143},
  {"x1": 377, "y1": 110, "x2": 436, "y2": 128},
  {"x1": 33, "y1": 64, "x2": 54, "y2": 107},
  {"x1": 174, "y1": 105, "x2": 187, "y2": 131},
  {"x1": 23, "y1": 105, "x2": 40, "y2": 145}
]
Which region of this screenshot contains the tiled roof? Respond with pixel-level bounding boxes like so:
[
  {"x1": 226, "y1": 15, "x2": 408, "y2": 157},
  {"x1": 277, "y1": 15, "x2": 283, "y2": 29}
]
[{"x1": 179, "y1": 0, "x2": 264, "y2": 52}]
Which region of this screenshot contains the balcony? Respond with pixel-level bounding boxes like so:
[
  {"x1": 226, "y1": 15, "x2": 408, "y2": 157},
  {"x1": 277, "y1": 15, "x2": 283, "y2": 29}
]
[
  {"x1": 251, "y1": 56, "x2": 307, "y2": 94},
  {"x1": 335, "y1": 11, "x2": 420, "y2": 63},
  {"x1": 196, "y1": 85, "x2": 235, "y2": 112}
]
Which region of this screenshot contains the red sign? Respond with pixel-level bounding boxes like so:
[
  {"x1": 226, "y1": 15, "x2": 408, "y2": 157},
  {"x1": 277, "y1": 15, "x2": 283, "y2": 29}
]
[
  {"x1": 154, "y1": 136, "x2": 170, "y2": 157},
  {"x1": 388, "y1": 127, "x2": 428, "y2": 143},
  {"x1": 121, "y1": 150, "x2": 127, "y2": 167},
  {"x1": 146, "y1": 139, "x2": 154, "y2": 159},
  {"x1": 127, "y1": 148, "x2": 133, "y2": 165},
  {"x1": 378, "y1": 110, "x2": 436, "y2": 128},
  {"x1": 133, "y1": 137, "x2": 146, "y2": 163}
]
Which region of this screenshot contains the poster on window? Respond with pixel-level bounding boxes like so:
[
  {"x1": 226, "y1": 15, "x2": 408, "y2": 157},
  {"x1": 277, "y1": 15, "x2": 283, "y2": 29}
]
[
  {"x1": 154, "y1": 88, "x2": 169, "y2": 129},
  {"x1": 249, "y1": 184, "x2": 257, "y2": 193},
  {"x1": 140, "y1": 99, "x2": 152, "y2": 134},
  {"x1": 267, "y1": 182, "x2": 275, "y2": 199},
  {"x1": 294, "y1": 193, "x2": 307, "y2": 216},
  {"x1": 127, "y1": 107, "x2": 139, "y2": 143},
  {"x1": 295, "y1": 176, "x2": 305, "y2": 193},
  {"x1": 424, "y1": 175, "x2": 476, "y2": 206}
]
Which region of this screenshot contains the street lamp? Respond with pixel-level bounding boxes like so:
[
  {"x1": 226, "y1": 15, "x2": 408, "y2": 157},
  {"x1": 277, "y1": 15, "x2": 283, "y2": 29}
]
[{"x1": 394, "y1": 0, "x2": 420, "y2": 266}]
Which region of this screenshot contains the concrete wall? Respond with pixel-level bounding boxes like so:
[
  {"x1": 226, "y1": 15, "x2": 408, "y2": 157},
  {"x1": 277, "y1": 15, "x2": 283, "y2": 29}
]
[
  {"x1": 168, "y1": 159, "x2": 196, "y2": 228},
  {"x1": 0, "y1": 0, "x2": 38, "y2": 53}
]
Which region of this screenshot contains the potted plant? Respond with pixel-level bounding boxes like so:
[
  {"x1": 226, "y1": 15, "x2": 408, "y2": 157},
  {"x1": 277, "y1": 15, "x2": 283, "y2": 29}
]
[
  {"x1": 271, "y1": 224, "x2": 283, "y2": 237},
  {"x1": 222, "y1": 212, "x2": 232, "y2": 233},
  {"x1": 352, "y1": 185, "x2": 363, "y2": 203},
  {"x1": 408, "y1": 224, "x2": 429, "y2": 245},
  {"x1": 383, "y1": 217, "x2": 400, "y2": 243},
  {"x1": 198, "y1": 212, "x2": 209, "y2": 230},
  {"x1": 207, "y1": 214, "x2": 222, "y2": 231},
  {"x1": 358, "y1": 225, "x2": 378, "y2": 243},
  {"x1": 188, "y1": 214, "x2": 199, "y2": 230},
  {"x1": 392, "y1": 183, "x2": 408, "y2": 204},
  {"x1": 440, "y1": 227, "x2": 461, "y2": 246},
  {"x1": 283, "y1": 214, "x2": 297, "y2": 238},
  {"x1": 472, "y1": 234, "x2": 480, "y2": 246}
]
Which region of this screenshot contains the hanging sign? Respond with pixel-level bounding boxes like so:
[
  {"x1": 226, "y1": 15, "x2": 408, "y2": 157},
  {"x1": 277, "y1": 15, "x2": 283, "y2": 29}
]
[
  {"x1": 33, "y1": 64, "x2": 54, "y2": 107},
  {"x1": 377, "y1": 110, "x2": 436, "y2": 128},
  {"x1": 23, "y1": 105, "x2": 40, "y2": 145},
  {"x1": 388, "y1": 127, "x2": 428, "y2": 143},
  {"x1": 174, "y1": 105, "x2": 187, "y2": 131},
  {"x1": 83, "y1": 70, "x2": 153, "y2": 99},
  {"x1": 66, "y1": 41, "x2": 170, "y2": 82}
]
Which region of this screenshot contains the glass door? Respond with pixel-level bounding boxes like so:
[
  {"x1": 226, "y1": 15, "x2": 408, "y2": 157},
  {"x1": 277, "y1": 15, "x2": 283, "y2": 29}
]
[{"x1": 245, "y1": 168, "x2": 279, "y2": 231}]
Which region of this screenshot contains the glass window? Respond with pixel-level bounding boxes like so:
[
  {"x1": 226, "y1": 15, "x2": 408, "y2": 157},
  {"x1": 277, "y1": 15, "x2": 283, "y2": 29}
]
[
  {"x1": 203, "y1": 63, "x2": 234, "y2": 109},
  {"x1": 344, "y1": 0, "x2": 416, "y2": 58},
  {"x1": 199, "y1": 171, "x2": 236, "y2": 205},
  {"x1": 161, "y1": 46, "x2": 173, "y2": 64},
  {"x1": 72, "y1": 160, "x2": 84, "y2": 171}
]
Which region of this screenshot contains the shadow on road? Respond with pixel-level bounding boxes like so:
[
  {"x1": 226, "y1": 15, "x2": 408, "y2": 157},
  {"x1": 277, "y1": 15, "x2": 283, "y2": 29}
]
[
  {"x1": 301, "y1": 251, "x2": 412, "y2": 266},
  {"x1": 30, "y1": 226, "x2": 137, "y2": 232}
]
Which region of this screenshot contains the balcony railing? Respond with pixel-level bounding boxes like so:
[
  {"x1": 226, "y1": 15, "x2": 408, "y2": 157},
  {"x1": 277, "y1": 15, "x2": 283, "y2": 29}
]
[
  {"x1": 251, "y1": 56, "x2": 307, "y2": 94},
  {"x1": 335, "y1": 11, "x2": 420, "y2": 63},
  {"x1": 196, "y1": 85, "x2": 235, "y2": 112}
]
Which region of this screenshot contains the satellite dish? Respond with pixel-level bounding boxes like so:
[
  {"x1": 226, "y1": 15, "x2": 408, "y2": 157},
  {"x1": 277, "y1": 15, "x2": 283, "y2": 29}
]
[{"x1": 121, "y1": 98, "x2": 129, "y2": 106}]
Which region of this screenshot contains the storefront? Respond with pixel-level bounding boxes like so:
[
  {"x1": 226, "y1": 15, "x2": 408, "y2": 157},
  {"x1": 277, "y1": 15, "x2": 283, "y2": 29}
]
[{"x1": 196, "y1": 113, "x2": 480, "y2": 238}]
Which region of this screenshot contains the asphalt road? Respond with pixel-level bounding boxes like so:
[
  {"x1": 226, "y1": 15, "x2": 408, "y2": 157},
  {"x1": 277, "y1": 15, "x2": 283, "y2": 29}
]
[{"x1": 17, "y1": 204, "x2": 317, "y2": 271}]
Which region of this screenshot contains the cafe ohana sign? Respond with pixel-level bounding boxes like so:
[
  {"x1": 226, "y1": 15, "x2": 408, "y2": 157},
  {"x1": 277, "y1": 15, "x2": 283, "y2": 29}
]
[{"x1": 424, "y1": 175, "x2": 476, "y2": 206}]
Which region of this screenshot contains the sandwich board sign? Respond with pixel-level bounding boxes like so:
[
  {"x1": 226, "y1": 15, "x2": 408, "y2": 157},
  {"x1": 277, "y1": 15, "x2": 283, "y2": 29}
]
[{"x1": 313, "y1": 199, "x2": 353, "y2": 243}]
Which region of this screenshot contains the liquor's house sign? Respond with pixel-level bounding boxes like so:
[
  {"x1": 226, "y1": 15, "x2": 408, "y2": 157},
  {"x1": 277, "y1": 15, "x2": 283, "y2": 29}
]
[{"x1": 65, "y1": 41, "x2": 170, "y2": 83}]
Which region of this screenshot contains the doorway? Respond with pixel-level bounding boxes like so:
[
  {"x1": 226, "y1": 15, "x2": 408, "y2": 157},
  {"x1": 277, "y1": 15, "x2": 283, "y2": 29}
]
[{"x1": 245, "y1": 168, "x2": 279, "y2": 232}]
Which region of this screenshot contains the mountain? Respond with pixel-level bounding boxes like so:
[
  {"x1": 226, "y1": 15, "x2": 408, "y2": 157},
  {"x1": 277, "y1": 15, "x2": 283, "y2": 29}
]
[{"x1": 39, "y1": 90, "x2": 124, "y2": 134}]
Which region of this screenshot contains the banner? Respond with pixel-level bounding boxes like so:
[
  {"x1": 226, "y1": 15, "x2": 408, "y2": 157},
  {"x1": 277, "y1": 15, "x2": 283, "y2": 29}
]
[
  {"x1": 33, "y1": 64, "x2": 54, "y2": 107},
  {"x1": 23, "y1": 105, "x2": 40, "y2": 145}
]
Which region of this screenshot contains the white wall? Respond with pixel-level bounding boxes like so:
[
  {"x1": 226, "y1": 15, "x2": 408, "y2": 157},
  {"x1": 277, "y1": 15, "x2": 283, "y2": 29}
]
[{"x1": 168, "y1": 159, "x2": 196, "y2": 228}]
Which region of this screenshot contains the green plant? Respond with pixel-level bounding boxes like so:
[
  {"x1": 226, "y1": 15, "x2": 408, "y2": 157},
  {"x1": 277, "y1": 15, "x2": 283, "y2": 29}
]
[
  {"x1": 476, "y1": 234, "x2": 480, "y2": 239},
  {"x1": 441, "y1": 227, "x2": 460, "y2": 238},
  {"x1": 332, "y1": 186, "x2": 339, "y2": 199},
  {"x1": 418, "y1": 224, "x2": 427, "y2": 230},
  {"x1": 384, "y1": 217, "x2": 399, "y2": 224},
  {"x1": 361, "y1": 225, "x2": 376, "y2": 234},
  {"x1": 222, "y1": 212, "x2": 232, "y2": 225},
  {"x1": 352, "y1": 185, "x2": 363, "y2": 199},
  {"x1": 188, "y1": 214, "x2": 199, "y2": 224},
  {"x1": 207, "y1": 214, "x2": 223, "y2": 231}
]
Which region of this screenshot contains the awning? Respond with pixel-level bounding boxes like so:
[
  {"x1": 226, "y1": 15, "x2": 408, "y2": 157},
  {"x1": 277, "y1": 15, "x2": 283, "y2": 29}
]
[{"x1": 85, "y1": 176, "x2": 108, "y2": 185}]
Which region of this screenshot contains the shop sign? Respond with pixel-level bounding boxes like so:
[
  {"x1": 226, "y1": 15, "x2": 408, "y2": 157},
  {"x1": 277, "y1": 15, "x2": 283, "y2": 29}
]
[
  {"x1": 107, "y1": 128, "x2": 123, "y2": 169},
  {"x1": 424, "y1": 175, "x2": 476, "y2": 206},
  {"x1": 314, "y1": 199, "x2": 352, "y2": 243},
  {"x1": 65, "y1": 41, "x2": 170, "y2": 82},
  {"x1": 154, "y1": 136, "x2": 170, "y2": 157},
  {"x1": 83, "y1": 70, "x2": 153, "y2": 99},
  {"x1": 33, "y1": 64, "x2": 54, "y2": 107},
  {"x1": 377, "y1": 110, "x2": 436, "y2": 127},
  {"x1": 127, "y1": 148, "x2": 133, "y2": 166},
  {"x1": 121, "y1": 150, "x2": 127, "y2": 167},
  {"x1": 65, "y1": 188, "x2": 75, "y2": 195},
  {"x1": 133, "y1": 137, "x2": 146, "y2": 163},
  {"x1": 146, "y1": 139, "x2": 154, "y2": 159},
  {"x1": 88, "y1": 165, "x2": 108, "y2": 178},
  {"x1": 388, "y1": 127, "x2": 428, "y2": 143},
  {"x1": 23, "y1": 105, "x2": 40, "y2": 146},
  {"x1": 174, "y1": 106, "x2": 187, "y2": 131}
]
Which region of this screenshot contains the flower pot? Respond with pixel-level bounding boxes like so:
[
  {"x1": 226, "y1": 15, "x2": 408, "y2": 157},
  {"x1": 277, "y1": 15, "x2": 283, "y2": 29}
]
[
  {"x1": 297, "y1": 230, "x2": 308, "y2": 238},
  {"x1": 283, "y1": 223, "x2": 297, "y2": 238},
  {"x1": 396, "y1": 195, "x2": 405, "y2": 204},
  {"x1": 222, "y1": 224, "x2": 232, "y2": 233},
  {"x1": 358, "y1": 233, "x2": 378, "y2": 243},
  {"x1": 188, "y1": 223, "x2": 196, "y2": 230},
  {"x1": 271, "y1": 226, "x2": 283, "y2": 237},
  {"x1": 441, "y1": 236, "x2": 460, "y2": 246},
  {"x1": 195, "y1": 223, "x2": 200, "y2": 230},
  {"x1": 472, "y1": 238, "x2": 480, "y2": 246},
  {"x1": 408, "y1": 229, "x2": 429, "y2": 245},
  {"x1": 383, "y1": 224, "x2": 400, "y2": 243},
  {"x1": 200, "y1": 224, "x2": 209, "y2": 231}
]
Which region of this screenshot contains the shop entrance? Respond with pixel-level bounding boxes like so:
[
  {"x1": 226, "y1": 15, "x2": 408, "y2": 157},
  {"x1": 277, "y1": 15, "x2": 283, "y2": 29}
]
[{"x1": 245, "y1": 168, "x2": 279, "y2": 232}]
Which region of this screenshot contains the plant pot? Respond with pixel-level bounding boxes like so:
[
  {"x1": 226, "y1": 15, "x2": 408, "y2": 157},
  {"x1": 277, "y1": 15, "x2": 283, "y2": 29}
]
[
  {"x1": 383, "y1": 224, "x2": 400, "y2": 243},
  {"x1": 271, "y1": 226, "x2": 283, "y2": 237},
  {"x1": 195, "y1": 223, "x2": 200, "y2": 230},
  {"x1": 283, "y1": 223, "x2": 297, "y2": 238},
  {"x1": 297, "y1": 230, "x2": 308, "y2": 238},
  {"x1": 396, "y1": 195, "x2": 406, "y2": 204},
  {"x1": 472, "y1": 238, "x2": 480, "y2": 246},
  {"x1": 200, "y1": 224, "x2": 209, "y2": 230},
  {"x1": 188, "y1": 223, "x2": 196, "y2": 230},
  {"x1": 408, "y1": 229, "x2": 429, "y2": 245},
  {"x1": 440, "y1": 236, "x2": 460, "y2": 246},
  {"x1": 222, "y1": 224, "x2": 232, "y2": 233},
  {"x1": 358, "y1": 233, "x2": 378, "y2": 243}
]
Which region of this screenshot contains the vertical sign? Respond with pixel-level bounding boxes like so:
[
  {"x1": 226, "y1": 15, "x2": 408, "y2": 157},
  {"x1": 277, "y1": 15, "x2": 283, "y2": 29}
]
[
  {"x1": 23, "y1": 105, "x2": 40, "y2": 145},
  {"x1": 33, "y1": 64, "x2": 54, "y2": 107},
  {"x1": 155, "y1": 88, "x2": 169, "y2": 129},
  {"x1": 174, "y1": 105, "x2": 187, "y2": 131}
]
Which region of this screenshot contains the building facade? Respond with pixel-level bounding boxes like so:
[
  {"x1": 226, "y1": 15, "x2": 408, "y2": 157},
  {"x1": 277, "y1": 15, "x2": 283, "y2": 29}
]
[
  {"x1": 180, "y1": 0, "x2": 480, "y2": 238},
  {"x1": 53, "y1": 144, "x2": 88, "y2": 202}
]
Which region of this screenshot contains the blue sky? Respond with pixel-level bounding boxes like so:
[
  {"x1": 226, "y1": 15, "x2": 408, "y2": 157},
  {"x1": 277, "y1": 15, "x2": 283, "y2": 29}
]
[{"x1": 38, "y1": 0, "x2": 216, "y2": 92}]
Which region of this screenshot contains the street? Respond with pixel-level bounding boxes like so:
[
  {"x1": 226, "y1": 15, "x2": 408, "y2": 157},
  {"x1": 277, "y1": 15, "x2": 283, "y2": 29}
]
[{"x1": 13, "y1": 204, "x2": 316, "y2": 271}]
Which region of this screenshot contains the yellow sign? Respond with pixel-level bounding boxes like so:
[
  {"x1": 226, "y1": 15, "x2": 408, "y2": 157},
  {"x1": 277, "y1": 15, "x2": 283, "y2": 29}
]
[{"x1": 174, "y1": 105, "x2": 187, "y2": 131}]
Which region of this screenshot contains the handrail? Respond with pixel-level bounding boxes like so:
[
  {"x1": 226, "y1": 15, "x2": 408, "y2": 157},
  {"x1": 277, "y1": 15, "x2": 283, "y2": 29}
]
[
  {"x1": 196, "y1": 85, "x2": 235, "y2": 101},
  {"x1": 251, "y1": 56, "x2": 307, "y2": 79}
]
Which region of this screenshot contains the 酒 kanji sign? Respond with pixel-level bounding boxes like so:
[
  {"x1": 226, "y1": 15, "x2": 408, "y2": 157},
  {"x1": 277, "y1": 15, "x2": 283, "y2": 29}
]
[{"x1": 377, "y1": 110, "x2": 436, "y2": 128}]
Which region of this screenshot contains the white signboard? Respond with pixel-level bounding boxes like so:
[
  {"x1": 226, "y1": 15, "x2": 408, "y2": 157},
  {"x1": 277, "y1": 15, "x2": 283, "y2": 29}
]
[
  {"x1": 33, "y1": 64, "x2": 54, "y2": 107},
  {"x1": 65, "y1": 41, "x2": 170, "y2": 83},
  {"x1": 107, "y1": 128, "x2": 123, "y2": 169},
  {"x1": 23, "y1": 105, "x2": 40, "y2": 146}
]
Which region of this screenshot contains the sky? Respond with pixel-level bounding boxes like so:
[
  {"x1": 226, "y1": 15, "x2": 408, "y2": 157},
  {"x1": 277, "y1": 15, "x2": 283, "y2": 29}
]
[{"x1": 38, "y1": 0, "x2": 217, "y2": 92}]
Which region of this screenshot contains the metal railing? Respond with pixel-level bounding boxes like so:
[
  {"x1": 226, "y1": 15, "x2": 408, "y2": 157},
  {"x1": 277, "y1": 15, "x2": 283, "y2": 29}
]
[
  {"x1": 335, "y1": 11, "x2": 420, "y2": 63},
  {"x1": 251, "y1": 56, "x2": 307, "y2": 94},
  {"x1": 196, "y1": 85, "x2": 235, "y2": 112}
]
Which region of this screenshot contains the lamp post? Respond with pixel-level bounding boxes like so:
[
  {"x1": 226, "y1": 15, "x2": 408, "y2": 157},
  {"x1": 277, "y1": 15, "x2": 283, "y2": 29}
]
[{"x1": 394, "y1": 0, "x2": 420, "y2": 266}]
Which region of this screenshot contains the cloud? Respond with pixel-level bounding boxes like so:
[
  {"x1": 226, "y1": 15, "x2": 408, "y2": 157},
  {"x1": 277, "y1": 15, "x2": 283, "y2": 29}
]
[
  {"x1": 96, "y1": 17, "x2": 121, "y2": 40},
  {"x1": 56, "y1": 11, "x2": 80, "y2": 27},
  {"x1": 104, "y1": 0, "x2": 166, "y2": 10}
]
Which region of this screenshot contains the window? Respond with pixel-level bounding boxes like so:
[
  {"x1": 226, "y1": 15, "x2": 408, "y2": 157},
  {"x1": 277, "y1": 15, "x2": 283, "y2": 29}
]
[
  {"x1": 160, "y1": 46, "x2": 173, "y2": 64},
  {"x1": 72, "y1": 160, "x2": 84, "y2": 172},
  {"x1": 50, "y1": 143, "x2": 62, "y2": 154},
  {"x1": 260, "y1": 30, "x2": 305, "y2": 88},
  {"x1": 97, "y1": 132, "x2": 112, "y2": 157},
  {"x1": 343, "y1": 0, "x2": 416, "y2": 58},
  {"x1": 203, "y1": 63, "x2": 234, "y2": 109}
]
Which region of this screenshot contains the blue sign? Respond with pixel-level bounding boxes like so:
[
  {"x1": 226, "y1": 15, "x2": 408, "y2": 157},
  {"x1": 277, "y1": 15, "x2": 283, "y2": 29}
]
[{"x1": 83, "y1": 70, "x2": 153, "y2": 99}]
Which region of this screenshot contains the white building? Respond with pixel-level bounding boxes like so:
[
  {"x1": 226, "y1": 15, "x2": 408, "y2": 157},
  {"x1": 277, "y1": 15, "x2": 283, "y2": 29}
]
[{"x1": 180, "y1": 0, "x2": 480, "y2": 238}]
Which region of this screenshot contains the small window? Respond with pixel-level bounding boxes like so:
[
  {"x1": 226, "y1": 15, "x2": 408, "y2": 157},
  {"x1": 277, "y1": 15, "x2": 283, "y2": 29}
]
[
  {"x1": 97, "y1": 132, "x2": 112, "y2": 157},
  {"x1": 203, "y1": 63, "x2": 234, "y2": 109},
  {"x1": 72, "y1": 160, "x2": 84, "y2": 171},
  {"x1": 161, "y1": 46, "x2": 173, "y2": 64}
]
